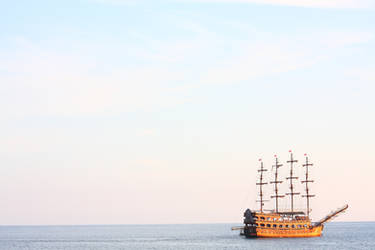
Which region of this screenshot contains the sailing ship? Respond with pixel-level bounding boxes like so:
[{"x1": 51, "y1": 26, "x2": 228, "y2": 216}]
[{"x1": 232, "y1": 151, "x2": 348, "y2": 238}]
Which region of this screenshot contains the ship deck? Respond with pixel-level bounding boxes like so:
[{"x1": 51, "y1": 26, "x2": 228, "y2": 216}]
[{"x1": 242, "y1": 212, "x2": 323, "y2": 238}]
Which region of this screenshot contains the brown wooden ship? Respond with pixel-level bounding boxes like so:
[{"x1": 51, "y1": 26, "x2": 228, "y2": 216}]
[{"x1": 232, "y1": 151, "x2": 348, "y2": 238}]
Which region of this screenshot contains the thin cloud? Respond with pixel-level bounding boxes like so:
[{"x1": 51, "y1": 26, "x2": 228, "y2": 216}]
[
  {"x1": 96, "y1": 0, "x2": 374, "y2": 9},
  {"x1": 198, "y1": 30, "x2": 373, "y2": 85},
  {"x1": 0, "y1": 29, "x2": 372, "y2": 117},
  {"x1": 181, "y1": 0, "x2": 374, "y2": 9}
]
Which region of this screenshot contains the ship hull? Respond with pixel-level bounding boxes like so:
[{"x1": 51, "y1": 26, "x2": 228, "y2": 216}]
[{"x1": 243, "y1": 225, "x2": 323, "y2": 238}]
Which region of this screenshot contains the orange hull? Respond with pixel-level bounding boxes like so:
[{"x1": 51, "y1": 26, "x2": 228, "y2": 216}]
[{"x1": 255, "y1": 225, "x2": 323, "y2": 238}]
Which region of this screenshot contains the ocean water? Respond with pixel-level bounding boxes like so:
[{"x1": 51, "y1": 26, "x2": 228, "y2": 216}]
[{"x1": 0, "y1": 222, "x2": 373, "y2": 250}]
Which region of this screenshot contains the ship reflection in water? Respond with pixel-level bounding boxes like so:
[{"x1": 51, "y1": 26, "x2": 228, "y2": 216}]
[{"x1": 232, "y1": 151, "x2": 348, "y2": 238}]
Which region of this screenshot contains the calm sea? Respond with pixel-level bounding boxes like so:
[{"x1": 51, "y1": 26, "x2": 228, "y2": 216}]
[{"x1": 0, "y1": 222, "x2": 373, "y2": 249}]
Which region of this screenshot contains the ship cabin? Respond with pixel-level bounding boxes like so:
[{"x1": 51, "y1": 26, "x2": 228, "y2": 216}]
[{"x1": 252, "y1": 211, "x2": 312, "y2": 230}]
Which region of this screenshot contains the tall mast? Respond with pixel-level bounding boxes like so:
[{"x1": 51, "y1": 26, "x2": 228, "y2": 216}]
[
  {"x1": 302, "y1": 154, "x2": 314, "y2": 217},
  {"x1": 256, "y1": 159, "x2": 268, "y2": 213},
  {"x1": 270, "y1": 155, "x2": 284, "y2": 213},
  {"x1": 286, "y1": 151, "x2": 300, "y2": 213}
]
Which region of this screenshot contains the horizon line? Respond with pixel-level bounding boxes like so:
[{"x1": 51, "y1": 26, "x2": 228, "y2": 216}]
[{"x1": 1, "y1": 221, "x2": 373, "y2": 227}]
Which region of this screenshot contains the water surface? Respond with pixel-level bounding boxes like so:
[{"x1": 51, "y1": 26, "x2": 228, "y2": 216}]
[{"x1": 0, "y1": 222, "x2": 373, "y2": 249}]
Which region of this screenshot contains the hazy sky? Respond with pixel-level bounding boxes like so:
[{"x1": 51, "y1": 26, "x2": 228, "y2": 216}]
[{"x1": 1, "y1": 0, "x2": 374, "y2": 225}]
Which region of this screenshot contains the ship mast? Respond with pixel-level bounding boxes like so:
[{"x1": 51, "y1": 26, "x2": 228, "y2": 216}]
[
  {"x1": 302, "y1": 154, "x2": 314, "y2": 217},
  {"x1": 270, "y1": 155, "x2": 284, "y2": 213},
  {"x1": 256, "y1": 159, "x2": 268, "y2": 213},
  {"x1": 286, "y1": 151, "x2": 300, "y2": 213}
]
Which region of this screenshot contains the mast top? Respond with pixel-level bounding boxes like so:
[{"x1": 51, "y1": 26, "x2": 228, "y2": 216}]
[
  {"x1": 303, "y1": 154, "x2": 313, "y2": 167},
  {"x1": 287, "y1": 151, "x2": 298, "y2": 163}
]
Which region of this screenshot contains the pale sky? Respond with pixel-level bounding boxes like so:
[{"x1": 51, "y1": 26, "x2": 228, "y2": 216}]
[{"x1": 1, "y1": 0, "x2": 374, "y2": 225}]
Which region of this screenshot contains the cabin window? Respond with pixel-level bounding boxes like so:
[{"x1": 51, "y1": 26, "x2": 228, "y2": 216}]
[
  {"x1": 255, "y1": 216, "x2": 259, "y2": 220},
  {"x1": 304, "y1": 224, "x2": 308, "y2": 228},
  {"x1": 285, "y1": 224, "x2": 289, "y2": 228},
  {"x1": 266, "y1": 224, "x2": 271, "y2": 228},
  {"x1": 260, "y1": 224, "x2": 265, "y2": 227},
  {"x1": 279, "y1": 225, "x2": 283, "y2": 228},
  {"x1": 291, "y1": 225, "x2": 295, "y2": 228},
  {"x1": 298, "y1": 225, "x2": 302, "y2": 228},
  {"x1": 273, "y1": 224, "x2": 277, "y2": 228},
  {"x1": 260, "y1": 217, "x2": 265, "y2": 220}
]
